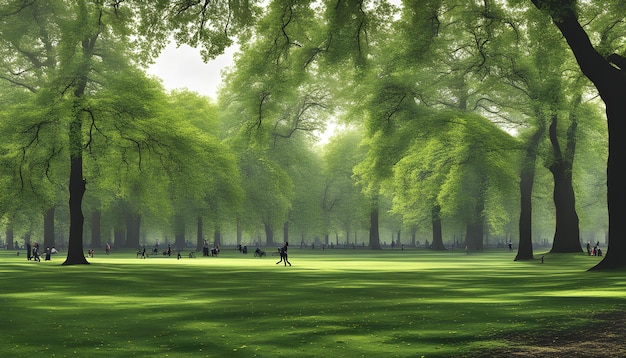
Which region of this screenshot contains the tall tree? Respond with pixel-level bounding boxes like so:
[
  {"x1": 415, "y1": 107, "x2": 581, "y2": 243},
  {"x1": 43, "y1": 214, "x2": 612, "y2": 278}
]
[{"x1": 529, "y1": 0, "x2": 626, "y2": 269}]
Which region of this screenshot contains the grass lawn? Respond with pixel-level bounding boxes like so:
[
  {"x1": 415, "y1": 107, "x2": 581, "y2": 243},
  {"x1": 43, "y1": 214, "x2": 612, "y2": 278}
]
[{"x1": 1, "y1": 247, "x2": 624, "y2": 357}]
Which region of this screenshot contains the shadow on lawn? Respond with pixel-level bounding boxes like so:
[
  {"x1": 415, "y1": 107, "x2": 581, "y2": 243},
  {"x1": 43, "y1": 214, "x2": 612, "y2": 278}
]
[{"x1": 467, "y1": 310, "x2": 626, "y2": 358}]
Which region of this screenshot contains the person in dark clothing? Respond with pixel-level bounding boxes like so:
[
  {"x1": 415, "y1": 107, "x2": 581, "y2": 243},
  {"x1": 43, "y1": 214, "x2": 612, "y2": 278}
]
[
  {"x1": 26, "y1": 242, "x2": 32, "y2": 261},
  {"x1": 32, "y1": 243, "x2": 41, "y2": 262},
  {"x1": 276, "y1": 242, "x2": 291, "y2": 266}
]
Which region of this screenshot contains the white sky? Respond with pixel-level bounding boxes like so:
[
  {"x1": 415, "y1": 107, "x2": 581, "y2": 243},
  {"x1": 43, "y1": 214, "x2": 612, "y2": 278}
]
[
  {"x1": 146, "y1": 42, "x2": 335, "y2": 144},
  {"x1": 146, "y1": 42, "x2": 236, "y2": 99}
]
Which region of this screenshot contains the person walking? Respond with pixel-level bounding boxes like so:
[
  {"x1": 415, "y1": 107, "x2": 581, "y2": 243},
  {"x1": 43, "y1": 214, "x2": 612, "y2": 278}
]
[
  {"x1": 32, "y1": 243, "x2": 41, "y2": 262},
  {"x1": 276, "y1": 242, "x2": 291, "y2": 266}
]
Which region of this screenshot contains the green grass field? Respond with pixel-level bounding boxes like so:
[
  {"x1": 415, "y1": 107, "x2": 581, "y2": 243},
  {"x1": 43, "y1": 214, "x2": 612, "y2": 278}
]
[{"x1": 1, "y1": 247, "x2": 624, "y2": 357}]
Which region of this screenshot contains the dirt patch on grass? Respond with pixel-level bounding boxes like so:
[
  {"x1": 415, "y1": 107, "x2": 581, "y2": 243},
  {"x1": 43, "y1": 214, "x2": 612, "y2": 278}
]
[{"x1": 475, "y1": 311, "x2": 626, "y2": 358}]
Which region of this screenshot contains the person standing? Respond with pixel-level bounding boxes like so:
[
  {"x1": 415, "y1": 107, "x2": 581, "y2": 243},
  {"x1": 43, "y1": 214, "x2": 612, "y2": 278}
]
[
  {"x1": 26, "y1": 242, "x2": 32, "y2": 261},
  {"x1": 105, "y1": 242, "x2": 111, "y2": 255}
]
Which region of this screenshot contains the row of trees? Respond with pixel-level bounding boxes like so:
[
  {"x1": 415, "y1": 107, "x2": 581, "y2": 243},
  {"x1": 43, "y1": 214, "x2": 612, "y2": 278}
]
[{"x1": 0, "y1": 1, "x2": 622, "y2": 270}]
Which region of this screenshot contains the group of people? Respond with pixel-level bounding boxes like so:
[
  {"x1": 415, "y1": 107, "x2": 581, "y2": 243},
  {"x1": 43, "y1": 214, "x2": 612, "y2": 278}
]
[
  {"x1": 203, "y1": 240, "x2": 219, "y2": 256},
  {"x1": 586, "y1": 241, "x2": 603, "y2": 256},
  {"x1": 26, "y1": 242, "x2": 58, "y2": 261}
]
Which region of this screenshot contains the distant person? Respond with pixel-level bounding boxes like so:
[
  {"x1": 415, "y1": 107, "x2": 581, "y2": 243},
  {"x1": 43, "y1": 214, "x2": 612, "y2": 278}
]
[
  {"x1": 586, "y1": 242, "x2": 591, "y2": 256},
  {"x1": 32, "y1": 243, "x2": 41, "y2": 262},
  {"x1": 45, "y1": 247, "x2": 51, "y2": 261},
  {"x1": 203, "y1": 240, "x2": 209, "y2": 256},
  {"x1": 105, "y1": 242, "x2": 111, "y2": 255},
  {"x1": 167, "y1": 244, "x2": 172, "y2": 256},
  {"x1": 51, "y1": 247, "x2": 59, "y2": 254},
  {"x1": 276, "y1": 242, "x2": 291, "y2": 266},
  {"x1": 508, "y1": 241, "x2": 512, "y2": 251},
  {"x1": 26, "y1": 242, "x2": 32, "y2": 261}
]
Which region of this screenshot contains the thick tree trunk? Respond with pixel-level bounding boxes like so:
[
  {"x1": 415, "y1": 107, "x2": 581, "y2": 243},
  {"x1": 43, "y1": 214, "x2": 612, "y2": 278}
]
[
  {"x1": 548, "y1": 114, "x2": 582, "y2": 253},
  {"x1": 516, "y1": 126, "x2": 543, "y2": 261},
  {"x1": 530, "y1": 0, "x2": 626, "y2": 269},
  {"x1": 174, "y1": 215, "x2": 185, "y2": 250},
  {"x1": 126, "y1": 213, "x2": 141, "y2": 249},
  {"x1": 114, "y1": 227, "x2": 125, "y2": 248},
  {"x1": 91, "y1": 210, "x2": 101, "y2": 248},
  {"x1": 465, "y1": 221, "x2": 484, "y2": 251},
  {"x1": 236, "y1": 219, "x2": 242, "y2": 246},
  {"x1": 63, "y1": 127, "x2": 88, "y2": 265},
  {"x1": 213, "y1": 229, "x2": 221, "y2": 248},
  {"x1": 431, "y1": 205, "x2": 446, "y2": 250},
  {"x1": 6, "y1": 224, "x2": 14, "y2": 250},
  {"x1": 264, "y1": 222, "x2": 275, "y2": 246},
  {"x1": 283, "y1": 221, "x2": 289, "y2": 244},
  {"x1": 369, "y1": 206, "x2": 382, "y2": 249},
  {"x1": 43, "y1": 206, "x2": 55, "y2": 249}
]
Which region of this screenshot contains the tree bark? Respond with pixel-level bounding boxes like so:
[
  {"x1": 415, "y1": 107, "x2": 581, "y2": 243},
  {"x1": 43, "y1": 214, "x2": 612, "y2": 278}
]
[
  {"x1": 548, "y1": 114, "x2": 582, "y2": 253},
  {"x1": 465, "y1": 201, "x2": 485, "y2": 251},
  {"x1": 530, "y1": 0, "x2": 626, "y2": 269},
  {"x1": 431, "y1": 204, "x2": 447, "y2": 250},
  {"x1": 213, "y1": 229, "x2": 221, "y2": 248},
  {"x1": 63, "y1": 117, "x2": 88, "y2": 265},
  {"x1": 515, "y1": 126, "x2": 544, "y2": 261},
  {"x1": 369, "y1": 205, "x2": 382, "y2": 249},
  {"x1": 264, "y1": 222, "x2": 275, "y2": 246},
  {"x1": 126, "y1": 213, "x2": 141, "y2": 249},
  {"x1": 6, "y1": 224, "x2": 14, "y2": 250},
  {"x1": 196, "y1": 216, "x2": 203, "y2": 252},
  {"x1": 283, "y1": 221, "x2": 289, "y2": 244}
]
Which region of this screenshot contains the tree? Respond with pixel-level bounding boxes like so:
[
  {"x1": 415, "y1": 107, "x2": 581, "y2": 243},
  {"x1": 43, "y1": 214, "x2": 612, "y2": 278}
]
[{"x1": 529, "y1": 0, "x2": 626, "y2": 269}]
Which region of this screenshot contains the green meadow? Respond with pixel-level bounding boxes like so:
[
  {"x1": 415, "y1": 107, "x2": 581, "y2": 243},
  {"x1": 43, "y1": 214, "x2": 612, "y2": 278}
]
[{"x1": 1, "y1": 247, "x2": 624, "y2": 357}]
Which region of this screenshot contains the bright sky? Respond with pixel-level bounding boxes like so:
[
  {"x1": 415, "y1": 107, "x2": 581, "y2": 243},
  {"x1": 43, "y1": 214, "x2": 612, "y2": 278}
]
[
  {"x1": 146, "y1": 42, "x2": 236, "y2": 99},
  {"x1": 146, "y1": 42, "x2": 336, "y2": 144}
]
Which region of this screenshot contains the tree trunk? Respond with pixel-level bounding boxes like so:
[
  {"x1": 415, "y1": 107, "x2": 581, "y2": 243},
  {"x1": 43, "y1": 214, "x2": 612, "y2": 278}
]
[
  {"x1": 91, "y1": 210, "x2": 102, "y2": 248},
  {"x1": 213, "y1": 229, "x2": 221, "y2": 248},
  {"x1": 548, "y1": 114, "x2": 582, "y2": 253},
  {"x1": 6, "y1": 224, "x2": 14, "y2": 250},
  {"x1": 283, "y1": 221, "x2": 289, "y2": 244},
  {"x1": 515, "y1": 126, "x2": 543, "y2": 261},
  {"x1": 126, "y1": 213, "x2": 141, "y2": 249},
  {"x1": 431, "y1": 204, "x2": 446, "y2": 250},
  {"x1": 264, "y1": 222, "x2": 275, "y2": 246},
  {"x1": 465, "y1": 221, "x2": 484, "y2": 251},
  {"x1": 63, "y1": 116, "x2": 88, "y2": 265},
  {"x1": 114, "y1": 227, "x2": 125, "y2": 248},
  {"x1": 43, "y1": 206, "x2": 56, "y2": 249},
  {"x1": 530, "y1": 0, "x2": 626, "y2": 269},
  {"x1": 236, "y1": 219, "x2": 242, "y2": 246},
  {"x1": 196, "y1": 216, "x2": 203, "y2": 252},
  {"x1": 369, "y1": 205, "x2": 382, "y2": 249}
]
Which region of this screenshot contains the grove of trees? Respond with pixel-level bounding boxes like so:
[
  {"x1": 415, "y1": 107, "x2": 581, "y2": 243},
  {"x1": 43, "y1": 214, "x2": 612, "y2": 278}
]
[{"x1": 0, "y1": 0, "x2": 621, "y2": 270}]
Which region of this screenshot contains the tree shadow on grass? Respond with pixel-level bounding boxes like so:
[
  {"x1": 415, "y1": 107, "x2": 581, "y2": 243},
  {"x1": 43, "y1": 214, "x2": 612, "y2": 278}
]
[{"x1": 469, "y1": 311, "x2": 626, "y2": 358}]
